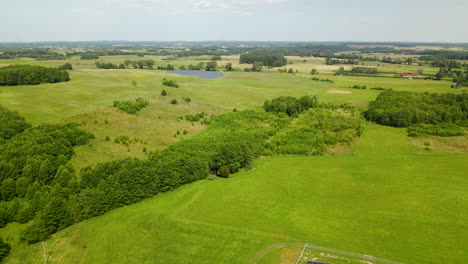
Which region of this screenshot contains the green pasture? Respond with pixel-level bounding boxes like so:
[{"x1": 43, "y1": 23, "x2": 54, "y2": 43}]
[
  {"x1": 0, "y1": 56, "x2": 466, "y2": 264},
  {"x1": 2, "y1": 124, "x2": 467, "y2": 264}
]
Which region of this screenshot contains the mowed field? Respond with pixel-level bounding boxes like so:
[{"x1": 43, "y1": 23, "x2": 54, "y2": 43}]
[
  {"x1": 0, "y1": 57, "x2": 467, "y2": 264},
  {"x1": 2, "y1": 124, "x2": 467, "y2": 264}
]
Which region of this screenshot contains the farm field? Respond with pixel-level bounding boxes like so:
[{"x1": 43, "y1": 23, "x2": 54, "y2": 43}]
[{"x1": 1, "y1": 124, "x2": 467, "y2": 264}]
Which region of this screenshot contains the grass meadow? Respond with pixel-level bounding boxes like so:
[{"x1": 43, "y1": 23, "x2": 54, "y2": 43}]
[
  {"x1": 0, "y1": 56, "x2": 466, "y2": 264},
  {"x1": 1, "y1": 124, "x2": 467, "y2": 264}
]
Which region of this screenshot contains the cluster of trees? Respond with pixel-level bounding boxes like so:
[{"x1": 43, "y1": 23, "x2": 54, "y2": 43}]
[
  {"x1": 123, "y1": 60, "x2": 156, "y2": 69},
  {"x1": 263, "y1": 95, "x2": 318, "y2": 117},
  {"x1": 0, "y1": 113, "x2": 94, "y2": 243},
  {"x1": 1, "y1": 48, "x2": 66, "y2": 60},
  {"x1": 0, "y1": 65, "x2": 70, "y2": 86},
  {"x1": 364, "y1": 91, "x2": 468, "y2": 127},
  {"x1": 417, "y1": 50, "x2": 468, "y2": 60},
  {"x1": 205, "y1": 61, "x2": 217, "y2": 71},
  {"x1": 265, "y1": 107, "x2": 363, "y2": 155},
  {"x1": 162, "y1": 78, "x2": 179, "y2": 88},
  {"x1": 419, "y1": 56, "x2": 465, "y2": 69},
  {"x1": 244, "y1": 62, "x2": 264, "y2": 72},
  {"x1": 277, "y1": 68, "x2": 297, "y2": 74},
  {"x1": 325, "y1": 58, "x2": 359, "y2": 65},
  {"x1": 349, "y1": 67, "x2": 378, "y2": 74},
  {"x1": 311, "y1": 77, "x2": 333, "y2": 83},
  {"x1": 407, "y1": 123, "x2": 465, "y2": 137},
  {"x1": 240, "y1": 53, "x2": 287, "y2": 67},
  {"x1": 58, "y1": 63, "x2": 73, "y2": 70},
  {"x1": 0, "y1": 106, "x2": 31, "y2": 141},
  {"x1": 351, "y1": 85, "x2": 390, "y2": 90},
  {"x1": 224, "y1": 63, "x2": 233, "y2": 71},
  {"x1": 158, "y1": 64, "x2": 175, "y2": 70},
  {"x1": 10, "y1": 109, "x2": 288, "y2": 244},
  {"x1": 95, "y1": 61, "x2": 124, "y2": 69},
  {"x1": 113, "y1": 98, "x2": 149, "y2": 114},
  {"x1": 0, "y1": 95, "x2": 368, "y2": 246},
  {"x1": 80, "y1": 54, "x2": 99, "y2": 60}
]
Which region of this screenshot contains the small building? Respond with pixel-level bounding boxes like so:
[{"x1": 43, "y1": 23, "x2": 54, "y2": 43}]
[
  {"x1": 413, "y1": 73, "x2": 421, "y2": 78},
  {"x1": 400, "y1": 73, "x2": 409, "y2": 77}
]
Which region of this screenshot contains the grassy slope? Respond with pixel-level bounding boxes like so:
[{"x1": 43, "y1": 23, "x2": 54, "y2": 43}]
[
  {"x1": 3, "y1": 124, "x2": 467, "y2": 264},
  {"x1": 0, "y1": 68, "x2": 456, "y2": 125}
]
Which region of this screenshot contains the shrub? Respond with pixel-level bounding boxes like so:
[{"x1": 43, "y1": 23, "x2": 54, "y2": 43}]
[
  {"x1": 170, "y1": 99, "x2": 177, "y2": 104},
  {"x1": 0, "y1": 238, "x2": 11, "y2": 261},
  {"x1": 161, "y1": 90, "x2": 168, "y2": 96},
  {"x1": 113, "y1": 98, "x2": 148, "y2": 114},
  {"x1": 407, "y1": 123, "x2": 465, "y2": 137},
  {"x1": 58, "y1": 63, "x2": 73, "y2": 70},
  {"x1": 162, "y1": 78, "x2": 179, "y2": 88}
]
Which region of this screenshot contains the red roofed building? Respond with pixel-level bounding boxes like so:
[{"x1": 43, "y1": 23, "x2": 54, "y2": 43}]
[
  {"x1": 413, "y1": 73, "x2": 421, "y2": 78},
  {"x1": 401, "y1": 73, "x2": 409, "y2": 77}
]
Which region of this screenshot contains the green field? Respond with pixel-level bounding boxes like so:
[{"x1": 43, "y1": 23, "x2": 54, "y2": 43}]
[
  {"x1": 0, "y1": 55, "x2": 466, "y2": 264},
  {"x1": 2, "y1": 124, "x2": 467, "y2": 264}
]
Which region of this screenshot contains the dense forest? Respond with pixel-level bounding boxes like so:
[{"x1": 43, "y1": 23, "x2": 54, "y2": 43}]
[
  {"x1": 0, "y1": 65, "x2": 70, "y2": 86},
  {"x1": 364, "y1": 91, "x2": 468, "y2": 127},
  {"x1": 240, "y1": 53, "x2": 287, "y2": 67}
]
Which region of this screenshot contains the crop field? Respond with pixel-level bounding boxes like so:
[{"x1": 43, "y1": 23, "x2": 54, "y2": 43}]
[{"x1": 0, "y1": 50, "x2": 466, "y2": 264}]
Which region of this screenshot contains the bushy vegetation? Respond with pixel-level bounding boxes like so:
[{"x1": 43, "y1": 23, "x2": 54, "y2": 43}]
[
  {"x1": 185, "y1": 112, "x2": 207, "y2": 122},
  {"x1": 311, "y1": 77, "x2": 333, "y2": 83},
  {"x1": 349, "y1": 67, "x2": 378, "y2": 74},
  {"x1": 265, "y1": 107, "x2": 363, "y2": 155},
  {"x1": 123, "y1": 59, "x2": 155, "y2": 69},
  {"x1": 407, "y1": 123, "x2": 465, "y2": 137},
  {"x1": 58, "y1": 63, "x2": 73, "y2": 70},
  {"x1": 240, "y1": 53, "x2": 287, "y2": 67},
  {"x1": 364, "y1": 91, "x2": 468, "y2": 127},
  {"x1": 205, "y1": 61, "x2": 217, "y2": 71},
  {"x1": 162, "y1": 78, "x2": 179, "y2": 88},
  {"x1": 263, "y1": 95, "x2": 318, "y2": 117},
  {"x1": 11, "y1": 110, "x2": 287, "y2": 243},
  {"x1": 0, "y1": 238, "x2": 11, "y2": 261},
  {"x1": 95, "y1": 61, "x2": 120, "y2": 69},
  {"x1": 113, "y1": 98, "x2": 149, "y2": 114},
  {"x1": 0, "y1": 65, "x2": 70, "y2": 86},
  {"x1": 0, "y1": 106, "x2": 31, "y2": 140}
]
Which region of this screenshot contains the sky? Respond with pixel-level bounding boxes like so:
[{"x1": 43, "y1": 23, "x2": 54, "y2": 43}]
[{"x1": 2, "y1": 0, "x2": 468, "y2": 42}]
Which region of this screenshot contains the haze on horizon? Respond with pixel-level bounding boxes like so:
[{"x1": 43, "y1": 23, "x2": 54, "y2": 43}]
[{"x1": 2, "y1": 0, "x2": 468, "y2": 43}]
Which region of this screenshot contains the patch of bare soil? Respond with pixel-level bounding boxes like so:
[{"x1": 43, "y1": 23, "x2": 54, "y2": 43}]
[{"x1": 326, "y1": 89, "x2": 352, "y2": 95}]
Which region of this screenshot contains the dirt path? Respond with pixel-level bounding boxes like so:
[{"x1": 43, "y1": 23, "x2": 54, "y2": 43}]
[
  {"x1": 249, "y1": 242, "x2": 304, "y2": 264},
  {"x1": 250, "y1": 242, "x2": 409, "y2": 264}
]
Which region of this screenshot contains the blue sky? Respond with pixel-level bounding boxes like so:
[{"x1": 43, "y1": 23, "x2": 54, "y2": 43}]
[{"x1": 2, "y1": 0, "x2": 468, "y2": 42}]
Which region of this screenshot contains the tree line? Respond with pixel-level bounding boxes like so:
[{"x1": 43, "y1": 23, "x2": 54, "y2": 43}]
[
  {"x1": 364, "y1": 90, "x2": 468, "y2": 127},
  {"x1": 0, "y1": 65, "x2": 70, "y2": 86},
  {"x1": 0, "y1": 96, "x2": 365, "y2": 247},
  {"x1": 240, "y1": 53, "x2": 287, "y2": 67}
]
